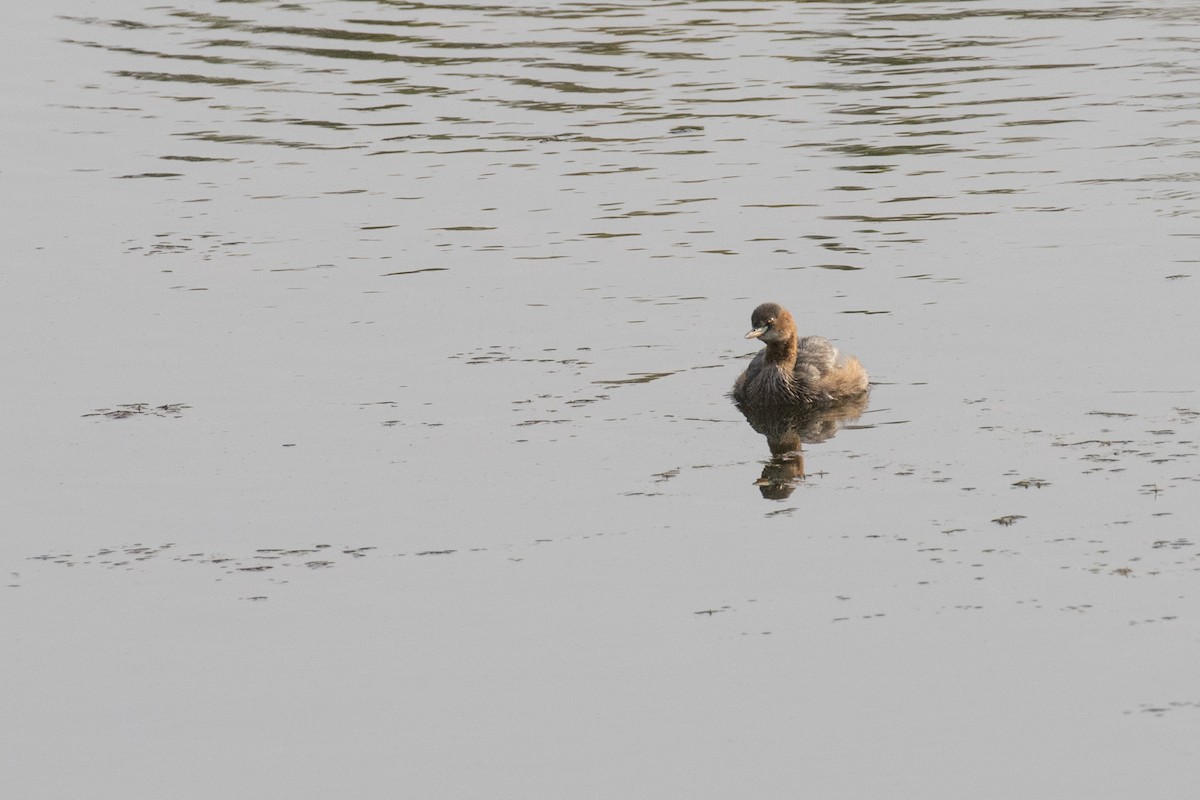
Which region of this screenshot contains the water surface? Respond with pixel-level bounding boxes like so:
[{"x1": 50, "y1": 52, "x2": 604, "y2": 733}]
[{"x1": 4, "y1": 2, "x2": 1200, "y2": 798}]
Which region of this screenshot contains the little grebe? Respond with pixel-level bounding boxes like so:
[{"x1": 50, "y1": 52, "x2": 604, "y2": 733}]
[{"x1": 731, "y1": 302, "x2": 868, "y2": 406}]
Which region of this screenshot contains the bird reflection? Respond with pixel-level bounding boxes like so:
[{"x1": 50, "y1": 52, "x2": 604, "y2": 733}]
[{"x1": 735, "y1": 394, "x2": 869, "y2": 500}]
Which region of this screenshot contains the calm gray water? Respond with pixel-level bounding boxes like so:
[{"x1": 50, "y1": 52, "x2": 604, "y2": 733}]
[{"x1": 4, "y1": 2, "x2": 1200, "y2": 798}]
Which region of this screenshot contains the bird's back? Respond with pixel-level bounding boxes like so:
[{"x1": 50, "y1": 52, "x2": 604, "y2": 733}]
[
  {"x1": 795, "y1": 336, "x2": 838, "y2": 373},
  {"x1": 794, "y1": 335, "x2": 868, "y2": 402}
]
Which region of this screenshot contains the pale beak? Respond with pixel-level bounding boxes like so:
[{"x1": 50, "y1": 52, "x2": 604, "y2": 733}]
[{"x1": 745, "y1": 326, "x2": 767, "y2": 340}]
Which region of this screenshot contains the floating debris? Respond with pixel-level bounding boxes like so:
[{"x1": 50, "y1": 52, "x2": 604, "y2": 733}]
[
  {"x1": 1152, "y1": 538, "x2": 1193, "y2": 550},
  {"x1": 382, "y1": 267, "x2": 449, "y2": 277},
  {"x1": 592, "y1": 371, "x2": 677, "y2": 386},
  {"x1": 26, "y1": 542, "x2": 376, "y2": 579},
  {"x1": 992, "y1": 515, "x2": 1026, "y2": 526},
  {"x1": 1136, "y1": 701, "x2": 1200, "y2": 717},
  {"x1": 82, "y1": 403, "x2": 190, "y2": 419}
]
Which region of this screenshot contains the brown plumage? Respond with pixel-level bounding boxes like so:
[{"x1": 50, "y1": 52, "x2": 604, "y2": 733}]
[{"x1": 731, "y1": 302, "x2": 868, "y2": 407}]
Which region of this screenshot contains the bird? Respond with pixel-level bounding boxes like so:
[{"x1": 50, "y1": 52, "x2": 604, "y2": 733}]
[{"x1": 731, "y1": 302, "x2": 868, "y2": 407}]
